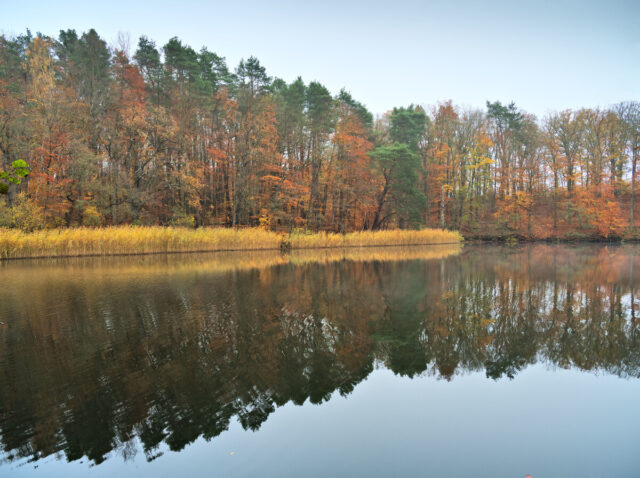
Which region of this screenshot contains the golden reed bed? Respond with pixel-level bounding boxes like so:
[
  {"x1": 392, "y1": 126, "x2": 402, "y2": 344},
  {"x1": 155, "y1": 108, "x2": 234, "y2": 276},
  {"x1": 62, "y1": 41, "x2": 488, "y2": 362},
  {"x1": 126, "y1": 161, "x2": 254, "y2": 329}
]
[{"x1": 0, "y1": 227, "x2": 462, "y2": 260}]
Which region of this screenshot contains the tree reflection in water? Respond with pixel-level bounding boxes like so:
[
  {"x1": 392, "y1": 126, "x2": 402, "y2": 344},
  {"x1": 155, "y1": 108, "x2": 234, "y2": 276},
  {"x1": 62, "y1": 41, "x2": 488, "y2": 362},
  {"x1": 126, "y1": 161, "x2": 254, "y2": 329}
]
[{"x1": 1, "y1": 244, "x2": 639, "y2": 466}]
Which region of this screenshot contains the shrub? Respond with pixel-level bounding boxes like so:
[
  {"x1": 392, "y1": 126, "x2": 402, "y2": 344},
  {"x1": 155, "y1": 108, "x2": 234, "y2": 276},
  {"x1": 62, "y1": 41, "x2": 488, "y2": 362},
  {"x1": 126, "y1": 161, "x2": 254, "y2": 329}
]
[
  {"x1": 82, "y1": 205, "x2": 103, "y2": 227},
  {"x1": 10, "y1": 194, "x2": 45, "y2": 232},
  {"x1": 169, "y1": 211, "x2": 196, "y2": 228}
]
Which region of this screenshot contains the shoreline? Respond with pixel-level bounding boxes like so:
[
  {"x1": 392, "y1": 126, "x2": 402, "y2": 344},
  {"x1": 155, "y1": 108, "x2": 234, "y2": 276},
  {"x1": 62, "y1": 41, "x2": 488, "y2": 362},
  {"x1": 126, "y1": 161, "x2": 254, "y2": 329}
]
[{"x1": 464, "y1": 236, "x2": 636, "y2": 244}]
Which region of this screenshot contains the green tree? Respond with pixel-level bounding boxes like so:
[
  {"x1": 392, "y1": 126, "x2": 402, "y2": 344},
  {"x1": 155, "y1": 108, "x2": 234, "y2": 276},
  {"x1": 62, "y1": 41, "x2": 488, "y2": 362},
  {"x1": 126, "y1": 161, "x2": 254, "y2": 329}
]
[
  {"x1": 370, "y1": 143, "x2": 424, "y2": 229},
  {"x1": 0, "y1": 159, "x2": 29, "y2": 194},
  {"x1": 389, "y1": 105, "x2": 426, "y2": 151}
]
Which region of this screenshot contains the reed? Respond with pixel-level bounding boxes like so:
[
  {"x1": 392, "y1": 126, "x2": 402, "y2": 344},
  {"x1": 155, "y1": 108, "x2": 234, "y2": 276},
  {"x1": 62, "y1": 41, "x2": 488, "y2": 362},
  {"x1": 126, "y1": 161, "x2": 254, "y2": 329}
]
[
  {"x1": 0, "y1": 226, "x2": 462, "y2": 260},
  {"x1": 287, "y1": 228, "x2": 462, "y2": 249}
]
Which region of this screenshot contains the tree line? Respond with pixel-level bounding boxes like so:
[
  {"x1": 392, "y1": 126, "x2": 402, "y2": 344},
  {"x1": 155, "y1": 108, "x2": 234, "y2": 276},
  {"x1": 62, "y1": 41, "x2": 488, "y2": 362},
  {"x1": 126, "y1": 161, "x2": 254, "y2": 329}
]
[{"x1": 1, "y1": 29, "x2": 639, "y2": 238}]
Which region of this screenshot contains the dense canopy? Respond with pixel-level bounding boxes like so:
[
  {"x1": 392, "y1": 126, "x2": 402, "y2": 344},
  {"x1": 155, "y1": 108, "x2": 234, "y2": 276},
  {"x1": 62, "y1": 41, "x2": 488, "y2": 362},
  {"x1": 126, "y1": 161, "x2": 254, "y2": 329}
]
[{"x1": 0, "y1": 29, "x2": 639, "y2": 239}]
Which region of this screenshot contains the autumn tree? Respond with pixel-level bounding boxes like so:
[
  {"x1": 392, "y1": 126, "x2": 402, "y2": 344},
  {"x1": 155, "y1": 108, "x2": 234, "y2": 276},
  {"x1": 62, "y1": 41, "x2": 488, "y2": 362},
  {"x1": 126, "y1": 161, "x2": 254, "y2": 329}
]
[
  {"x1": 327, "y1": 106, "x2": 375, "y2": 231},
  {"x1": 617, "y1": 102, "x2": 640, "y2": 230}
]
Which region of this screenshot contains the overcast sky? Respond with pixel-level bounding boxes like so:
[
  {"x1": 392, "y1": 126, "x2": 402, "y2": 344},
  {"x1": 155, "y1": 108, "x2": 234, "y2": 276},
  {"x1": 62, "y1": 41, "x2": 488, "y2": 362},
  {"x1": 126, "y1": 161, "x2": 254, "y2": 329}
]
[{"x1": 2, "y1": 0, "x2": 639, "y2": 119}]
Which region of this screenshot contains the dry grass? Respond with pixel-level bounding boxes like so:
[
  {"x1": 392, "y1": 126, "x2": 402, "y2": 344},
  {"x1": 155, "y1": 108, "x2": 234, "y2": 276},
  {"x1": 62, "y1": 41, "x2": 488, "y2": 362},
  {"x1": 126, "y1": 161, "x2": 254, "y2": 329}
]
[
  {"x1": 0, "y1": 226, "x2": 462, "y2": 260},
  {"x1": 287, "y1": 228, "x2": 462, "y2": 249},
  {"x1": 0, "y1": 227, "x2": 281, "y2": 259}
]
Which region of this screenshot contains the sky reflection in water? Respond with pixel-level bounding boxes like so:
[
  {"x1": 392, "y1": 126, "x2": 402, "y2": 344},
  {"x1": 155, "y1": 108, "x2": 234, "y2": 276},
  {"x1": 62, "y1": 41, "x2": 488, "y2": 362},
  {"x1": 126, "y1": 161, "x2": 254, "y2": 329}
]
[{"x1": 1, "y1": 244, "x2": 639, "y2": 477}]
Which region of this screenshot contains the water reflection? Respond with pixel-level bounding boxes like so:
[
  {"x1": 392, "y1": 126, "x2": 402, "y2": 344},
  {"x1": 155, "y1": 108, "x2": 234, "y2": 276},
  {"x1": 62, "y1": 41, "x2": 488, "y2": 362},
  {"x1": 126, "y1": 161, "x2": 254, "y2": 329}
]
[{"x1": 1, "y1": 244, "x2": 639, "y2": 467}]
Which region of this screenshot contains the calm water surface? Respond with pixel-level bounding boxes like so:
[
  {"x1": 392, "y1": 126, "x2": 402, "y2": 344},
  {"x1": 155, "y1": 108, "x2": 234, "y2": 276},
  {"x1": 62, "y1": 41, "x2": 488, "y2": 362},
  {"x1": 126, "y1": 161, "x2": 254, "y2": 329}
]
[{"x1": 1, "y1": 244, "x2": 639, "y2": 477}]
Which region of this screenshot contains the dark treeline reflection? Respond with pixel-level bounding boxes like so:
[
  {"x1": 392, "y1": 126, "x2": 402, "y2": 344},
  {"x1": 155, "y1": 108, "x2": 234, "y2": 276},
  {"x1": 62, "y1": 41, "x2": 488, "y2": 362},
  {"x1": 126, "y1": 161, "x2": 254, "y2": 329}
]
[{"x1": 1, "y1": 245, "x2": 640, "y2": 466}]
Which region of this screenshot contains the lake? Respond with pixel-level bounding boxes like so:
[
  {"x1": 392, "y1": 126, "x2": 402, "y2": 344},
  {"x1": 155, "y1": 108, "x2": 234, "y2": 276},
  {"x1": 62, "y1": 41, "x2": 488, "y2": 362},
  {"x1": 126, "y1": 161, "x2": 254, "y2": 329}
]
[{"x1": 1, "y1": 244, "x2": 639, "y2": 477}]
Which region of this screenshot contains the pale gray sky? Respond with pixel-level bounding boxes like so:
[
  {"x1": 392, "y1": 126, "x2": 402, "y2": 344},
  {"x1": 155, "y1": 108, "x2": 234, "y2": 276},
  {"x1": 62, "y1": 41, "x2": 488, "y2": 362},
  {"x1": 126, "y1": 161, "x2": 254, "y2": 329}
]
[{"x1": 2, "y1": 0, "x2": 639, "y2": 118}]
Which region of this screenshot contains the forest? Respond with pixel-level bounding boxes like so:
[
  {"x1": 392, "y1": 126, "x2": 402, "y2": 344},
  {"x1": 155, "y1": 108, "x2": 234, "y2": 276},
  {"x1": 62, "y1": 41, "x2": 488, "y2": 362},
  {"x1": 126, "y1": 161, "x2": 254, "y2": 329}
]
[{"x1": 1, "y1": 29, "x2": 639, "y2": 240}]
